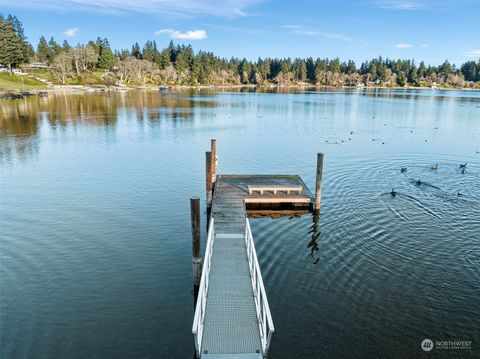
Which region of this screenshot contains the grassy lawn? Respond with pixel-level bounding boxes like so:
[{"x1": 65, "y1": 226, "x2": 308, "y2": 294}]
[{"x1": 0, "y1": 72, "x2": 47, "y2": 90}]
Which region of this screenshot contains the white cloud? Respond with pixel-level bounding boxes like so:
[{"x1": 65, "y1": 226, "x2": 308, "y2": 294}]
[
  {"x1": 1, "y1": 0, "x2": 259, "y2": 17},
  {"x1": 63, "y1": 28, "x2": 78, "y2": 37},
  {"x1": 394, "y1": 43, "x2": 412, "y2": 48},
  {"x1": 155, "y1": 29, "x2": 207, "y2": 40},
  {"x1": 465, "y1": 50, "x2": 480, "y2": 57},
  {"x1": 375, "y1": 1, "x2": 422, "y2": 10}
]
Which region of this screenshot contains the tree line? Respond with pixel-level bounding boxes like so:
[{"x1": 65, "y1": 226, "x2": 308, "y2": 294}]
[{"x1": 1, "y1": 14, "x2": 480, "y2": 87}]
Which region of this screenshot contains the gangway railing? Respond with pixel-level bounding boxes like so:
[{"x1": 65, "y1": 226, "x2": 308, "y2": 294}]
[
  {"x1": 192, "y1": 217, "x2": 215, "y2": 357},
  {"x1": 245, "y1": 218, "x2": 275, "y2": 357}
]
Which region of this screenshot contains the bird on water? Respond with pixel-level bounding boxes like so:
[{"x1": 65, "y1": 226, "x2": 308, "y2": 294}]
[
  {"x1": 416, "y1": 179, "x2": 422, "y2": 185},
  {"x1": 401, "y1": 167, "x2": 407, "y2": 173},
  {"x1": 460, "y1": 163, "x2": 467, "y2": 168},
  {"x1": 391, "y1": 188, "x2": 396, "y2": 197},
  {"x1": 432, "y1": 164, "x2": 438, "y2": 170}
]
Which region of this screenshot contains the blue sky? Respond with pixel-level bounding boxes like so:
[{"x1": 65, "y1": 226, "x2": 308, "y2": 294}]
[{"x1": 2, "y1": 0, "x2": 479, "y2": 66}]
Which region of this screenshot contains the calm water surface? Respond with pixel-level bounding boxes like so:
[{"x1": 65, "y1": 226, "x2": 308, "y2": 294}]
[{"x1": 1, "y1": 88, "x2": 479, "y2": 358}]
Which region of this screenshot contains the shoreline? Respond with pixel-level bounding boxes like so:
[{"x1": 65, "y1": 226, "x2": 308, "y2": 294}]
[{"x1": 1, "y1": 83, "x2": 479, "y2": 97}]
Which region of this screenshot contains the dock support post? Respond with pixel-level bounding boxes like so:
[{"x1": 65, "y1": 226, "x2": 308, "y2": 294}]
[
  {"x1": 314, "y1": 152, "x2": 324, "y2": 213},
  {"x1": 211, "y1": 139, "x2": 216, "y2": 184},
  {"x1": 190, "y1": 197, "x2": 202, "y2": 305},
  {"x1": 206, "y1": 151, "x2": 213, "y2": 231},
  {"x1": 206, "y1": 151, "x2": 212, "y2": 204}
]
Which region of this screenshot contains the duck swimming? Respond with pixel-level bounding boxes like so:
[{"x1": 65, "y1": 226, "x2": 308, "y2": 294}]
[
  {"x1": 401, "y1": 167, "x2": 407, "y2": 173},
  {"x1": 431, "y1": 164, "x2": 438, "y2": 170},
  {"x1": 391, "y1": 188, "x2": 396, "y2": 197},
  {"x1": 416, "y1": 179, "x2": 422, "y2": 185},
  {"x1": 461, "y1": 168, "x2": 466, "y2": 174},
  {"x1": 460, "y1": 163, "x2": 467, "y2": 168}
]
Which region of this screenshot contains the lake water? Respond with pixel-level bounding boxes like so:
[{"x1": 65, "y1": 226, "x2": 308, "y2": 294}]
[{"x1": 1, "y1": 88, "x2": 479, "y2": 358}]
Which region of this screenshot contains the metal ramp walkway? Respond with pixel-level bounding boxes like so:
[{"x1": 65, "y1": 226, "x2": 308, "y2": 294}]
[{"x1": 193, "y1": 176, "x2": 276, "y2": 358}]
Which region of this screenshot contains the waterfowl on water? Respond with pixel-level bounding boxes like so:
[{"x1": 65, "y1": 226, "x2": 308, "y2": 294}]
[
  {"x1": 431, "y1": 164, "x2": 438, "y2": 170},
  {"x1": 391, "y1": 188, "x2": 396, "y2": 197},
  {"x1": 401, "y1": 167, "x2": 407, "y2": 173},
  {"x1": 416, "y1": 179, "x2": 422, "y2": 185},
  {"x1": 461, "y1": 168, "x2": 466, "y2": 174},
  {"x1": 460, "y1": 163, "x2": 467, "y2": 168}
]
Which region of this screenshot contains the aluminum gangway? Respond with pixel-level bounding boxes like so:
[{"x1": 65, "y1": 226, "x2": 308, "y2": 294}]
[{"x1": 192, "y1": 175, "x2": 275, "y2": 358}]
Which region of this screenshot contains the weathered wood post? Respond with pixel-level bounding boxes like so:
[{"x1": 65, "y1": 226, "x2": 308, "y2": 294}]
[
  {"x1": 314, "y1": 153, "x2": 324, "y2": 213},
  {"x1": 206, "y1": 151, "x2": 213, "y2": 231},
  {"x1": 206, "y1": 151, "x2": 212, "y2": 204},
  {"x1": 190, "y1": 197, "x2": 202, "y2": 305},
  {"x1": 211, "y1": 139, "x2": 217, "y2": 184}
]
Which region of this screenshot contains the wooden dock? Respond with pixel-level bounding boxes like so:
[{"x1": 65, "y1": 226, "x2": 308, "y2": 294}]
[{"x1": 192, "y1": 140, "x2": 324, "y2": 358}]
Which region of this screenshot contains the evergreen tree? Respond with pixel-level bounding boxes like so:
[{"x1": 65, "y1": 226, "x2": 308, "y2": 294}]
[
  {"x1": 157, "y1": 48, "x2": 171, "y2": 69},
  {"x1": 36, "y1": 36, "x2": 49, "y2": 63},
  {"x1": 346, "y1": 60, "x2": 356, "y2": 74},
  {"x1": 175, "y1": 45, "x2": 193, "y2": 73},
  {"x1": 306, "y1": 57, "x2": 315, "y2": 81},
  {"x1": 239, "y1": 58, "x2": 251, "y2": 84},
  {"x1": 396, "y1": 71, "x2": 407, "y2": 86},
  {"x1": 261, "y1": 58, "x2": 271, "y2": 81},
  {"x1": 0, "y1": 15, "x2": 28, "y2": 71},
  {"x1": 418, "y1": 61, "x2": 427, "y2": 79},
  {"x1": 47, "y1": 37, "x2": 62, "y2": 64},
  {"x1": 142, "y1": 40, "x2": 156, "y2": 62},
  {"x1": 62, "y1": 40, "x2": 71, "y2": 51},
  {"x1": 97, "y1": 38, "x2": 115, "y2": 69},
  {"x1": 293, "y1": 58, "x2": 307, "y2": 81},
  {"x1": 131, "y1": 42, "x2": 141, "y2": 59}
]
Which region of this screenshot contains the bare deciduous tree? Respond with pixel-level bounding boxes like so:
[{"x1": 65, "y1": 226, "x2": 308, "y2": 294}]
[{"x1": 54, "y1": 52, "x2": 72, "y2": 84}]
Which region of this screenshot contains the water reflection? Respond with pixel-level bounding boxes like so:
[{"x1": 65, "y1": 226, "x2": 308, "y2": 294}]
[
  {"x1": 0, "y1": 91, "x2": 222, "y2": 163},
  {"x1": 307, "y1": 212, "x2": 321, "y2": 264}
]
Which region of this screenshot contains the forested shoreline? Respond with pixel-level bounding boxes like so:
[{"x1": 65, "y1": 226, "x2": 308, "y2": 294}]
[{"x1": 1, "y1": 14, "x2": 480, "y2": 89}]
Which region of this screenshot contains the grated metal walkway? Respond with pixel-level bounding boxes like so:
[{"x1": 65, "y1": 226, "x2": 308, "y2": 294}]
[{"x1": 201, "y1": 177, "x2": 262, "y2": 356}]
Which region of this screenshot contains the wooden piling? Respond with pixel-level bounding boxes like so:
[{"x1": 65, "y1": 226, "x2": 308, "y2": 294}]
[
  {"x1": 314, "y1": 153, "x2": 324, "y2": 213},
  {"x1": 190, "y1": 197, "x2": 202, "y2": 304},
  {"x1": 206, "y1": 151, "x2": 212, "y2": 204},
  {"x1": 211, "y1": 139, "x2": 217, "y2": 184}
]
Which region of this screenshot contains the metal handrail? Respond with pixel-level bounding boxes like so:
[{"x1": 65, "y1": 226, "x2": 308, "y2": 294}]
[
  {"x1": 192, "y1": 217, "x2": 215, "y2": 357},
  {"x1": 245, "y1": 218, "x2": 275, "y2": 357}
]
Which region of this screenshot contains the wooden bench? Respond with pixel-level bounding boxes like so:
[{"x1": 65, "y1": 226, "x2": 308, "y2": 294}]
[{"x1": 247, "y1": 185, "x2": 303, "y2": 195}]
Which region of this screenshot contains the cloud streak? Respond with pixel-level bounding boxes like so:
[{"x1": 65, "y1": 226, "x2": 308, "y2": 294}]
[
  {"x1": 394, "y1": 43, "x2": 412, "y2": 48},
  {"x1": 283, "y1": 25, "x2": 355, "y2": 42},
  {"x1": 155, "y1": 29, "x2": 207, "y2": 40},
  {"x1": 375, "y1": 1, "x2": 423, "y2": 10},
  {"x1": 465, "y1": 50, "x2": 480, "y2": 57},
  {"x1": 1, "y1": 0, "x2": 260, "y2": 18},
  {"x1": 63, "y1": 28, "x2": 78, "y2": 37}
]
